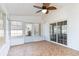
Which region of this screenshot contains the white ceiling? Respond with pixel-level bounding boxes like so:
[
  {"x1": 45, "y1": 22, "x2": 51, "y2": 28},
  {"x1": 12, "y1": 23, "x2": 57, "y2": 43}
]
[
  {"x1": 2, "y1": 3, "x2": 43, "y2": 16},
  {"x1": 1, "y1": 3, "x2": 66, "y2": 16}
]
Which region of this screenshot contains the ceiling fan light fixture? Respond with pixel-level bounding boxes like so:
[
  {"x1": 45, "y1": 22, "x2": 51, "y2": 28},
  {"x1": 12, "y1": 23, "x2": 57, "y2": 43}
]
[
  {"x1": 34, "y1": 3, "x2": 57, "y2": 14},
  {"x1": 42, "y1": 9, "x2": 47, "y2": 13}
]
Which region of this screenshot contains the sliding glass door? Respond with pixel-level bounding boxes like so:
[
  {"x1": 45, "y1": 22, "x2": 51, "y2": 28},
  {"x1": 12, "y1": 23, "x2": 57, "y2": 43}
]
[
  {"x1": 50, "y1": 21, "x2": 67, "y2": 45},
  {"x1": 50, "y1": 23, "x2": 57, "y2": 42},
  {"x1": 57, "y1": 21, "x2": 67, "y2": 45}
]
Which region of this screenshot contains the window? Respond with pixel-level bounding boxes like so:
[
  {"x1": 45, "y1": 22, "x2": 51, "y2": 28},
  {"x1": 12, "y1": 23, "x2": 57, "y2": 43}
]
[
  {"x1": 25, "y1": 24, "x2": 32, "y2": 36},
  {"x1": 0, "y1": 12, "x2": 5, "y2": 46},
  {"x1": 11, "y1": 21, "x2": 23, "y2": 37},
  {"x1": 25, "y1": 23, "x2": 41, "y2": 36},
  {"x1": 34, "y1": 24, "x2": 41, "y2": 36},
  {"x1": 10, "y1": 21, "x2": 41, "y2": 37},
  {"x1": 0, "y1": 20, "x2": 4, "y2": 37}
]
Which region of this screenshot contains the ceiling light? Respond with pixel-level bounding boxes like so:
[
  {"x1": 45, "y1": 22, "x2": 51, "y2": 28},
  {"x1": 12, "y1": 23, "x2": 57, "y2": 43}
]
[{"x1": 42, "y1": 9, "x2": 47, "y2": 13}]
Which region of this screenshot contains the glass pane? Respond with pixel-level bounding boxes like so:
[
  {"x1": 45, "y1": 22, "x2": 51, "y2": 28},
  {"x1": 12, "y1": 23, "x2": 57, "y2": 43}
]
[
  {"x1": 57, "y1": 21, "x2": 67, "y2": 45},
  {"x1": 62, "y1": 25, "x2": 67, "y2": 34},
  {"x1": 34, "y1": 24, "x2": 41, "y2": 36},
  {"x1": 57, "y1": 22, "x2": 63, "y2": 44},
  {"x1": 50, "y1": 23, "x2": 56, "y2": 42},
  {"x1": 0, "y1": 12, "x2": 5, "y2": 46},
  {"x1": 11, "y1": 21, "x2": 23, "y2": 37},
  {"x1": 11, "y1": 21, "x2": 22, "y2": 30},
  {"x1": 11, "y1": 30, "x2": 23, "y2": 37},
  {"x1": 25, "y1": 24, "x2": 32, "y2": 36},
  {"x1": 63, "y1": 21, "x2": 67, "y2": 45}
]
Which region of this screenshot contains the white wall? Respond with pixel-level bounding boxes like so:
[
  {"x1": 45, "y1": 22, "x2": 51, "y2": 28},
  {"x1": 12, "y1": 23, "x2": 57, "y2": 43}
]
[
  {"x1": 67, "y1": 4, "x2": 79, "y2": 51},
  {"x1": 11, "y1": 36, "x2": 44, "y2": 46},
  {"x1": 43, "y1": 3, "x2": 79, "y2": 51},
  {"x1": 9, "y1": 15, "x2": 43, "y2": 23}
]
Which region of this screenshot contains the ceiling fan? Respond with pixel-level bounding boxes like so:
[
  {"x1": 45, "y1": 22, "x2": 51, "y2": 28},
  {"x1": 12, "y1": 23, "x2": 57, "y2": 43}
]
[{"x1": 33, "y1": 3, "x2": 57, "y2": 14}]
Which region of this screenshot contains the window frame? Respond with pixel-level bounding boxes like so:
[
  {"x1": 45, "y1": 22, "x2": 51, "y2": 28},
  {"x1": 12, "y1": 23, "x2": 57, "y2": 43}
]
[
  {"x1": 9, "y1": 20, "x2": 41, "y2": 38},
  {"x1": 10, "y1": 20, "x2": 23, "y2": 37}
]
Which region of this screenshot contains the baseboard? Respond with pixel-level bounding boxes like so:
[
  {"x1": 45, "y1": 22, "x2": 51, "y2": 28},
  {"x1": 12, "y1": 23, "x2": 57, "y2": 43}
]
[
  {"x1": 47, "y1": 40, "x2": 79, "y2": 51},
  {"x1": 0, "y1": 42, "x2": 10, "y2": 56}
]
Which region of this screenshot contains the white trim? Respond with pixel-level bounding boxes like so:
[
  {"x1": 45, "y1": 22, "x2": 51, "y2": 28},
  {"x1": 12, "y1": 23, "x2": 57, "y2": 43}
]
[
  {"x1": 48, "y1": 40, "x2": 79, "y2": 51},
  {"x1": 8, "y1": 20, "x2": 42, "y2": 24}
]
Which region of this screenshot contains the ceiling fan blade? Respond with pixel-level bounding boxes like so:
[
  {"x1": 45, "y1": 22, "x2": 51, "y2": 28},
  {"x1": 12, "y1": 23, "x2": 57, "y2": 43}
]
[
  {"x1": 47, "y1": 6, "x2": 57, "y2": 10},
  {"x1": 33, "y1": 5, "x2": 42, "y2": 9},
  {"x1": 46, "y1": 10, "x2": 49, "y2": 14},
  {"x1": 36, "y1": 10, "x2": 42, "y2": 13},
  {"x1": 43, "y1": 3, "x2": 50, "y2": 7}
]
